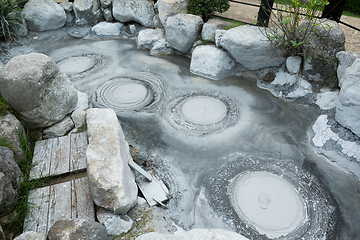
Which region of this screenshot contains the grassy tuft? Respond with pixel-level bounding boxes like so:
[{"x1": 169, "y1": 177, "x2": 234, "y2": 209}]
[
  {"x1": 1, "y1": 128, "x2": 48, "y2": 236},
  {"x1": 0, "y1": 94, "x2": 12, "y2": 115},
  {"x1": 0, "y1": 0, "x2": 26, "y2": 43}
]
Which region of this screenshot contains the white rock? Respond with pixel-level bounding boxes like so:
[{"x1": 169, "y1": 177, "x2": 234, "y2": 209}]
[
  {"x1": 76, "y1": 91, "x2": 89, "y2": 111},
  {"x1": 0, "y1": 53, "x2": 78, "y2": 129},
  {"x1": 97, "y1": 208, "x2": 133, "y2": 235},
  {"x1": 335, "y1": 58, "x2": 360, "y2": 137},
  {"x1": 316, "y1": 91, "x2": 339, "y2": 110},
  {"x1": 113, "y1": 0, "x2": 155, "y2": 28},
  {"x1": 150, "y1": 38, "x2": 173, "y2": 55},
  {"x1": 215, "y1": 29, "x2": 226, "y2": 47},
  {"x1": 286, "y1": 56, "x2": 302, "y2": 75},
  {"x1": 312, "y1": 115, "x2": 360, "y2": 161},
  {"x1": 92, "y1": 22, "x2": 123, "y2": 36},
  {"x1": 286, "y1": 78, "x2": 312, "y2": 98},
  {"x1": 86, "y1": 108, "x2": 138, "y2": 214},
  {"x1": 157, "y1": 0, "x2": 187, "y2": 27},
  {"x1": 137, "y1": 28, "x2": 165, "y2": 50},
  {"x1": 201, "y1": 18, "x2": 229, "y2": 42},
  {"x1": 271, "y1": 71, "x2": 298, "y2": 86},
  {"x1": 219, "y1": 25, "x2": 285, "y2": 70},
  {"x1": 103, "y1": 8, "x2": 114, "y2": 22},
  {"x1": 43, "y1": 116, "x2": 75, "y2": 139},
  {"x1": 136, "y1": 228, "x2": 249, "y2": 240},
  {"x1": 23, "y1": 0, "x2": 66, "y2": 32},
  {"x1": 165, "y1": 14, "x2": 203, "y2": 53},
  {"x1": 190, "y1": 45, "x2": 236, "y2": 80},
  {"x1": 336, "y1": 51, "x2": 360, "y2": 88},
  {"x1": 73, "y1": 0, "x2": 103, "y2": 25}
]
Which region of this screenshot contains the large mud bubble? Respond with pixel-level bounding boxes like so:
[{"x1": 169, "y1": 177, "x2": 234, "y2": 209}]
[
  {"x1": 202, "y1": 153, "x2": 341, "y2": 240},
  {"x1": 92, "y1": 72, "x2": 166, "y2": 114},
  {"x1": 160, "y1": 90, "x2": 240, "y2": 136},
  {"x1": 55, "y1": 51, "x2": 110, "y2": 81}
]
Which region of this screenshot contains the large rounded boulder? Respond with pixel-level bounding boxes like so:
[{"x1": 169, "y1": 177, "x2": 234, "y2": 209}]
[
  {"x1": 23, "y1": 0, "x2": 66, "y2": 32},
  {"x1": 0, "y1": 53, "x2": 78, "y2": 129}
]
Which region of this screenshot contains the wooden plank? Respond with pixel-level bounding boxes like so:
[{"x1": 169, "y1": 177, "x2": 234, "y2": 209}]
[
  {"x1": 30, "y1": 139, "x2": 53, "y2": 179},
  {"x1": 70, "y1": 132, "x2": 88, "y2": 172},
  {"x1": 49, "y1": 136, "x2": 71, "y2": 177},
  {"x1": 47, "y1": 181, "x2": 72, "y2": 231},
  {"x1": 23, "y1": 186, "x2": 50, "y2": 233},
  {"x1": 30, "y1": 133, "x2": 88, "y2": 180},
  {"x1": 71, "y1": 177, "x2": 95, "y2": 220},
  {"x1": 24, "y1": 177, "x2": 95, "y2": 233}
]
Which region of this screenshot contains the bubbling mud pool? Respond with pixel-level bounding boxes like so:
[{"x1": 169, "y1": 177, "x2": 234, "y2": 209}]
[{"x1": 32, "y1": 37, "x2": 360, "y2": 239}]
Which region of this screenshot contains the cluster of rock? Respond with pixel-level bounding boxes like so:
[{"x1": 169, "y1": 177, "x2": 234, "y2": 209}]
[{"x1": 1, "y1": 0, "x2": 360, "y2": 238}]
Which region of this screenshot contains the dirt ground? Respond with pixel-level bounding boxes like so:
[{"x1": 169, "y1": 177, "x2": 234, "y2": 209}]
[{"x1": 220, "y1": 0, "x2": 360, "y2": 53}]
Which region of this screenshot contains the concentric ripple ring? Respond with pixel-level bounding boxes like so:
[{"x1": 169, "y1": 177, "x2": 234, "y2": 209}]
[
  {"x1": 92, "y1": 72, "x2": 166, "y2": 113},
  {"x1": 229, "y1": 171, "x2": 306, "y2": 239},
  {"x1": 162, "y1": 91, "x2": 240, "y2": 136},
  {"x1": 206, "y1": 153, "x2": 340, "y2": 240},
  {"x1": 56, "y1": 53, "x2": 109, "y2": 80}
]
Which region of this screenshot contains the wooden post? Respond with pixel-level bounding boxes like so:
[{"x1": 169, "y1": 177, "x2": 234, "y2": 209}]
[
  {"x1": 257, "y1": 0, "x2": 275, "y2": 27},
  {"x1": 321, "y1": 0, "x2": 347, "y2": 22}
]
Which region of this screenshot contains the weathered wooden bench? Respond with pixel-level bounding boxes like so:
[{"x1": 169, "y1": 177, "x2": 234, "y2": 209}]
[{"x1": 24, "y1": 132, "x2": 95, "y2": 234}]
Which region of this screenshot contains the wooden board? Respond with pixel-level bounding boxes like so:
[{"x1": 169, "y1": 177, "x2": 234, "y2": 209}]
[
  {"x1": 23, "y1": 177, "x2": 95, "y2": 233},
  {"x1": 30, "y1": 132, "x2": 88, "y2": 180}
]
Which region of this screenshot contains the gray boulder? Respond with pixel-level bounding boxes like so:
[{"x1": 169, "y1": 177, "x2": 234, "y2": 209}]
[
  {"x1": 91, "y1": 22, "x2": 123, "y2": 36},
  {"x1": 157, "y1": 0, "x2": 187, "y2": 27},
  {"x1": 13, "y1": 231, "x2": 47, "y2": 240},
  {"x1": 201, "y1": 18, "x2": 231, "y2": 41},
  {"x1": 43, "y1": 116, "x2": 75, "y2": 139},
  {"x1": 336, "y1": 51, "x2": 360, "y2": 87},
  {"x1": 301, "y1": 19, "x2": 345, "y2": 82},
  {"x1": 137, "y1": 28, "x2": 165, "y2": 50},
  {"x1": 47, "y1": 219, "x2": 108, "y2": 240},
  {"x1": 190, "y1": 45, "x2": 236, "y2": 80},
  {"x1": 23, "y1": 0, "x2": 66, "y2": 32},
  {"x1": 219, "y1": 25, "x2": 285, "y2": 70},
  {"x1": 0, "y1": 147, "x2": 23, "y2": 215},
  {"x1": 97, "y1": 208, "x2": 133, "y2": 235},
  {"x1": 113, "y1": 0, "x2": 155, "y2": 28},
  {"x1": 0, "y1": 53, "x2": 78, "y2": 129},
  {"x1": 335, "y1": 58, "x2": 360, "y2": 137},
  {"x1": 86, "y1": 108, "x2": 138, "y2": 214},
  {"x1": 73, "y1": 0, "x2": 103, "y2": 25},
  {"x1": 0, "y1": 111, "x2": 25, "y2": 162},
  {"x1": 136, "y1": 228, "x2": 249, "y2": 240},
  {"x1": 165, "y1": 14, "x2": 203, "y2": 53}
]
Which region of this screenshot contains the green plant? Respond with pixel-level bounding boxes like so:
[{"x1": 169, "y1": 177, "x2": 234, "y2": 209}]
[
  {"x1": 259, "y1": 0, "x2": 330, "y2": 57},
  {"x1": 0, "y1": 0, "x2": 25, "y2": 43},
  {"x1": 345, "y1": 0, "x2": 360, "y2": 13},
  {"x1": 0, "y1": 94, "x2": 12, "y2": 115},
  {"x1": 1, "y1": 128, "x2": 46, "y2": 236},
  {"x1": 188, "y1": 0, "x2": 230, "y2": 22}
]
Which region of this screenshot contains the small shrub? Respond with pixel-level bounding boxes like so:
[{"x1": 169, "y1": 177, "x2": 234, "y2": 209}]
[
  {"x1": 259, "y1": 0, "x2": 330, "y2": 57},
  {"x1": 188, "y1": 0, "x2": 230, "y2": 22},
  {"x1": 345, "y1": 0, "x2": 360, "y2": 13},
  {"x1": 0, "y1": 0, "x2": 25, "y2": 43}
]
